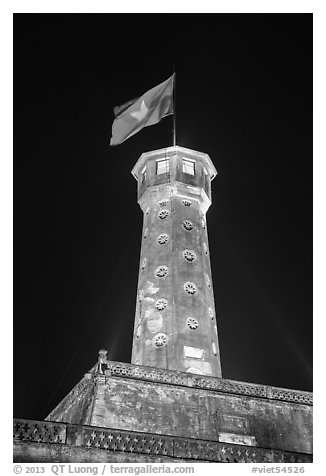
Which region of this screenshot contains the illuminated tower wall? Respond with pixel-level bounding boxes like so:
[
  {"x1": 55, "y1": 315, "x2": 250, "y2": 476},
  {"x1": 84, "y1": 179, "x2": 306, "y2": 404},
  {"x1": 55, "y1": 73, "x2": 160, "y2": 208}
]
[{"x1": 131, "y1": 146, "x2": 222, "y2": 377}]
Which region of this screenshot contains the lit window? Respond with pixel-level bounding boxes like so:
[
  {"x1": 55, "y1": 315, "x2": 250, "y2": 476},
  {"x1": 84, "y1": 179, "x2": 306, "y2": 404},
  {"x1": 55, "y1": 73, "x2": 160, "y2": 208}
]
[
  {"x1": 182, "y1": 158, "x2": 195, "y2": 175},
  {"x1": 156, "y1": 159, "x2": 169, "y2": 175}
]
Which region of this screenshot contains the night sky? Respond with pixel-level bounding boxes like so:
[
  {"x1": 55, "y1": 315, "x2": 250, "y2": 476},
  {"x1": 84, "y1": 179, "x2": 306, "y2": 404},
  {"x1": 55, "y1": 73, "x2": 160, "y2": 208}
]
[{"x1": 14, "y1": 13, "x2": 312, "y2": 421}]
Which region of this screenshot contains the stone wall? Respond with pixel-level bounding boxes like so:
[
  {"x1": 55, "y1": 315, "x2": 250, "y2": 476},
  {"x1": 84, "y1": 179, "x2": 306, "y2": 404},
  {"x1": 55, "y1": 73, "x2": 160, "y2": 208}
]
[
  {"x1": 45, "y1": 360, "x2": 312, "y2": 457},
  {"x1": 88, "y1": 375, "x2": 312, "y2": 455}
]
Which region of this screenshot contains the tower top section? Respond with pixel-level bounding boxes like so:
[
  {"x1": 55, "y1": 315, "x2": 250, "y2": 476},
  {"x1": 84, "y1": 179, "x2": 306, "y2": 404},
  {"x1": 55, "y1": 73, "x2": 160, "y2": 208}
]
[
  {"x1": 131, "y1": 145, "x2": 217, "y2": 181},
  {"x1": 131, "y1": 146, "x2": 217, "y2": 214}
]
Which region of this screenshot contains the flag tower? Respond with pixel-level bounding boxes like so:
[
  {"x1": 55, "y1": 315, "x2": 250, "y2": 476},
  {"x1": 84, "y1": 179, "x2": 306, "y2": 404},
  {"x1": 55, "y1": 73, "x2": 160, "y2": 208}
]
[
  {"x1": 14, "y1": 76, "x2": 312, "y2": 465},
  {"x1": 131, "y1": 145, "x2": 222, "y2": 377}
]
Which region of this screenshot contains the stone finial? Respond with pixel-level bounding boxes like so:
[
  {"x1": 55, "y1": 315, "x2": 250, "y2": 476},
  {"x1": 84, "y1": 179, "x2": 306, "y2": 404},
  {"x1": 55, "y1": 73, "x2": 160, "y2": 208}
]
[
  {"x1": 98, "y1": 349, "x2": 108, "y2": 373},
  {"x1": 98, "y1": 349, "x2": 107, "y2": 359}
]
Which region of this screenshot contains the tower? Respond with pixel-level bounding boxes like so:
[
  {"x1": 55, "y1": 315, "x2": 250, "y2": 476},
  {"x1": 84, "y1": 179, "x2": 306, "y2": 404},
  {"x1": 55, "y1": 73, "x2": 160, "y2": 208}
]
[
  {"x1": 14, "y1": 147, "x2": 313, "y2": 464},
  {"x1": 131, "y1": 145, "x2": 221, "y2": 377}
]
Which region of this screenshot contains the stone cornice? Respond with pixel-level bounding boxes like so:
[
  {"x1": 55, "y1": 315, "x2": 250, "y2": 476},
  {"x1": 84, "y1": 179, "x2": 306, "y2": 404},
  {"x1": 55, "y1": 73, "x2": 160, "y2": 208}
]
[{"x1": 102, "y1": 360, "x2": 312, "y2": 406}]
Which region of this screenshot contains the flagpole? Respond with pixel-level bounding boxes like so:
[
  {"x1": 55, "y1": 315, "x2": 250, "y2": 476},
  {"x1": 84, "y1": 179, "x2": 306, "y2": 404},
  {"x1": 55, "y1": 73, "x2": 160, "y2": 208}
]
[{"x1": 173, "y1": 70, "x2": 176, "y2": 146}]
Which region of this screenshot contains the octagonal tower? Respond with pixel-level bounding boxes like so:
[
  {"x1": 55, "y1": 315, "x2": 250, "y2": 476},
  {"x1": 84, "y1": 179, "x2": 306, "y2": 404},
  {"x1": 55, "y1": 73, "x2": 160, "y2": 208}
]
[{"x1": 131, "y1": 146, "x2": 221, "y2": 377}]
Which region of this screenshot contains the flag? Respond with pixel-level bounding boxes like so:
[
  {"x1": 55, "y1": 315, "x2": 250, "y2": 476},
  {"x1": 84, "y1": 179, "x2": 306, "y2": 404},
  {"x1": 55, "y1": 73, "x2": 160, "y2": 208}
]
[{"x1": 110, "y1": 75, "x2": 174, "y2": 146}]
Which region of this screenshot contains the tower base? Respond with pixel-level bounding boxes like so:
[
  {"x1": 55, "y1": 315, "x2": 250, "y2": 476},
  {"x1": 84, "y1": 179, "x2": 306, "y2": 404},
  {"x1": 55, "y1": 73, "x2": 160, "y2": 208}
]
[{"x1": 14, "y1": 357, "x2": 313, "y2": 463}]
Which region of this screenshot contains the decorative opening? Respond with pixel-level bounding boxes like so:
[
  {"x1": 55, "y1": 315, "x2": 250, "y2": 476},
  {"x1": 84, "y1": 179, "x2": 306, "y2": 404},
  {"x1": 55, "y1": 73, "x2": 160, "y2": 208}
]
[
  {"x1": 155, "y1": 298, "x2": 168, "y2": 311},
  {"x1": 155, "y1": 265, "x2": 168, "y2": 278},
  {"x1": 182, "y1": 199, "x2": 191, "y2": 207},
  {"x1": 158, "y1": 199, "x2": 168, "y2": 207},
  {"x1": 208, "y1": 307, "x2": 214, "y2": 319},
  {"x1": 141, "y1": 258, "x2": 147, "y2": 271},
  {"x1": 201, "y1": 216, "x2": 206, "y2": 229},
  {"x1": 143, "y1": 228, "x2": 148, "y2": 238},
  {"x1": 182, "y1": 158, "x2": 195, "y2": 175},
  {"x1": 158, "y1": 209, "x2": 169, "y2": 220},
  {"x1": 182, "y1": 220, "x2": 193, "y2": 231},
  {"x1": 145, "y1": 208, "x2": 150, "y2": 215},
  {"x1": 156, "y1": 158, "x2": 170, "y2": 175},
  {"x1": 136, "y1": 325, "x2": 141, "y2": 338},
  {"x1": 183, "y1": 249, "x2": 196, "y2": 262},
  {"x1": 203, "y1": 242, "x2": 208, "y2": 255},
  {"x1": 153, "y1": 333, "x2": 167, "y2": 347},
  {"x1": 157, "y1": 233, "x2": 169, "y2": 245},
  {"x1": 184, "y1": 282, "x2": 198, "y2": 295},
  {"x1": 187, "y1": 317, "x2": 199, "y2": 330}
]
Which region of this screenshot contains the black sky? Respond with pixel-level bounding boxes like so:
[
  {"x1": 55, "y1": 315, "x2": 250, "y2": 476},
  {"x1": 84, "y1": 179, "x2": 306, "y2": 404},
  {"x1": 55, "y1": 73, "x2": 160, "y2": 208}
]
[{"x1": 14, "y1": 13, "x2": 312, "y2": 421}]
